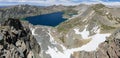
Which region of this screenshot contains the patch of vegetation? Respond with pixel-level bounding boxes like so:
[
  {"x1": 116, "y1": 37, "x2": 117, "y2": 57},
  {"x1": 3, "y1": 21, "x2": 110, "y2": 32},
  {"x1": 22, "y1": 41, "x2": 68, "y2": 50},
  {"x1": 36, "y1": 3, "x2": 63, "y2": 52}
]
[
  {"x1": 81, "y1": 38, "x2": 92, "y2": 45},
  {"x1": 92, "y1": 4, "x2": 105, "y2": 15},
  {"x1": 62, "y1": 9, "x2": 78, "y2": 18},
  {"x1": 101, "y1": 24, "x2": 115, "y2": 30},
  {"x1": 20, "y1": 18, "x2": 27, "y2": 21},
  {"x1": 92, "y1": 4, "x2": 105, "y2": 10},
  {"x1": 74, "y1": 38, "x2": 92, "y2": 48},
  {"x1": 59, "y1": 36, "x2": 65, "y2": 43},
  {"x1": 57, "y1": 17, "x2": 83, "y2": 33}
]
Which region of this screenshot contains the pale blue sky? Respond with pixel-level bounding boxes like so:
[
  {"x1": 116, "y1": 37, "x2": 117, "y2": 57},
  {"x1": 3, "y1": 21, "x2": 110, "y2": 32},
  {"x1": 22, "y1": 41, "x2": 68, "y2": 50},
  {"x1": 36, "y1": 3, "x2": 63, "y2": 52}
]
[{"x1": 0, "y1": 0, "x2": 120, "y2": 6}]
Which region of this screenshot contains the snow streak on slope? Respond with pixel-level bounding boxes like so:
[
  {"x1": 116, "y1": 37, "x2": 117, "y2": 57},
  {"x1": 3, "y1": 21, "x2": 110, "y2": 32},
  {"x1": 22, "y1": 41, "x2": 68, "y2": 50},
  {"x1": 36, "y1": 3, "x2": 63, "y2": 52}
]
[
  {"x1": 30, "y1": 27, "x2": 38, "y2": 36},
  {"x1": 91, "y1": 25, "x2": 99, "y2": 33},
  {"x1": 48, "y1": 30, "x2": 57, "y2": 44}
]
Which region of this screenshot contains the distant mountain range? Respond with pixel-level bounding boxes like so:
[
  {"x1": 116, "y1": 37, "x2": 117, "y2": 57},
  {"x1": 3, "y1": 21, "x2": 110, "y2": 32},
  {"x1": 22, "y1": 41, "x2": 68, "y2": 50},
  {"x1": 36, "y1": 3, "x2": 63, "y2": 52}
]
[
  {"x1": 0, "y1": 4, "x2": 68, "y2": 22},
  {"x1": 0, "y1": 4, "x2": 87, "y2": 22}
]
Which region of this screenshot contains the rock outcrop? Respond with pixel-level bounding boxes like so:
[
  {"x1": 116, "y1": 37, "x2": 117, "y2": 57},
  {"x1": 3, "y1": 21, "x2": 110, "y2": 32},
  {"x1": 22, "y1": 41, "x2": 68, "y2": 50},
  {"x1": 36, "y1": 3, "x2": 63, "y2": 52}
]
[
  {"x1": 0, "y1": 18, "x2": 41, "y2": 58},
  {"x1": 71, "y1": 29, "x2": 120, "y2": 58}
]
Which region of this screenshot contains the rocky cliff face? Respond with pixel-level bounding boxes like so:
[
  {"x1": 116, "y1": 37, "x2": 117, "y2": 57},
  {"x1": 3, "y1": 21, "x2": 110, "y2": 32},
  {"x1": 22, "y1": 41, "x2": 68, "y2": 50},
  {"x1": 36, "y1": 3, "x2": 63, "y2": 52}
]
[{"x1": 0, "y1": 18, "x2": 40, "y2": 58}]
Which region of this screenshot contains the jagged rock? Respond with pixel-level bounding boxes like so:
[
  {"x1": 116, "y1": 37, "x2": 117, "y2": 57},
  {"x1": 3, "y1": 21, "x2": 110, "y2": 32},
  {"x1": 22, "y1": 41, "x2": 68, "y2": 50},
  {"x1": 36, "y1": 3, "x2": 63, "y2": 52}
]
[{"x1": 0, "y1": 18, "x2": 41, "y2": 58}]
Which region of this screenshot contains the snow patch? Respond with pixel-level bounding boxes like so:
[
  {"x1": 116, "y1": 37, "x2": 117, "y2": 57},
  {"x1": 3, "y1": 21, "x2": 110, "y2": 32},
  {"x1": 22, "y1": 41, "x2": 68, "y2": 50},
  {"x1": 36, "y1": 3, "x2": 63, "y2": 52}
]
[
  {"x1": 48, "y1": 30, "x2": 57, "y2": 44},
  {"x1": 91, "y1": 26, "x2": 99, "y2": 33},
  {"x1": 74, "y1": 25, "x2": 89, "y2": 39},
  {"x1": 30, "y1": 27, "x2": 38, "y2": 36},
  {"x1": 74, "y1": 27, "x2": 111, "y2": 51},
  {"x1": 106, "y1": 12, "x2": 109, "y2": 15},
  {"x1": 78, "y1": 32, "x2": 111, "y2": 51},
  {"x1": 46, "y1": 46, "x2": 70, "y2": 58}
]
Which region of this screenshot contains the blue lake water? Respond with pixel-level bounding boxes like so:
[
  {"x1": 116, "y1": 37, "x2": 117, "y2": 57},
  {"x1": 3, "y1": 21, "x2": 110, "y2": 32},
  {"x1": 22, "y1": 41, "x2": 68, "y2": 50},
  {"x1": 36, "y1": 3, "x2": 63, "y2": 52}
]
[{"x1": 26, "y1": 12, "x2": 67, "y2": 27}]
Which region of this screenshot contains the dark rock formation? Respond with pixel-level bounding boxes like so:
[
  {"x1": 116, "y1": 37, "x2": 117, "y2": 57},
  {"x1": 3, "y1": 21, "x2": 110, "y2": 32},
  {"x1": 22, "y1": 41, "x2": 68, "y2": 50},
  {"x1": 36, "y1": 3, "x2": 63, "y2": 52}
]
[{"x1": 0, "y1": 18, "x2": 41, "y2": 58}]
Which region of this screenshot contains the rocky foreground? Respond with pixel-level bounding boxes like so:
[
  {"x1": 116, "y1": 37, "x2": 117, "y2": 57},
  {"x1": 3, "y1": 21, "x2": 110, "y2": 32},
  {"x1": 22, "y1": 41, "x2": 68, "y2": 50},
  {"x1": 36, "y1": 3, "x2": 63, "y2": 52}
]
[{"x1": 0, "y1": 18, "x2": 40, "y2": 58}]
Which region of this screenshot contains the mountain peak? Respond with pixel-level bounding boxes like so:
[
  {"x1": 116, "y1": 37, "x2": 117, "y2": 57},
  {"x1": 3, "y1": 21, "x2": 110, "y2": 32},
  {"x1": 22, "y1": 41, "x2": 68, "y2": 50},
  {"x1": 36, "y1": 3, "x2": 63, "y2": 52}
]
[{"x1": 2, "y1": 18, "x2": 23, "y2": 30}]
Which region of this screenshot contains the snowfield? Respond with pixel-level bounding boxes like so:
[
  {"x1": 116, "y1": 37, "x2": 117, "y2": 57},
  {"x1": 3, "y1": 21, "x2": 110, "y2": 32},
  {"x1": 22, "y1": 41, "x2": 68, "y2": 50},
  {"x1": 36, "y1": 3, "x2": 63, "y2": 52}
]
[
  {"x1": 45, "y1": 26, "x2": 111, "y2": 58},
  {"x1": 31, "y1": 26, "x2": 111, "y2": 58},
  {"x1": 74, "y1": 25, "x2": 89, "y2": 39},
  {"x1": 73, "y1": 26, "x2": 111, "y2": 51}
]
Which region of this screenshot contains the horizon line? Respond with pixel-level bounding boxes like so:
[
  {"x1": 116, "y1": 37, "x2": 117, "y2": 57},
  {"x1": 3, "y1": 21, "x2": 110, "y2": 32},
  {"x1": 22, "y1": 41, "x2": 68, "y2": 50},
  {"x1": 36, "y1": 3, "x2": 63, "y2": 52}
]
[{"x1": 0, "y1": 2, "x2": 120, "y2": 6}]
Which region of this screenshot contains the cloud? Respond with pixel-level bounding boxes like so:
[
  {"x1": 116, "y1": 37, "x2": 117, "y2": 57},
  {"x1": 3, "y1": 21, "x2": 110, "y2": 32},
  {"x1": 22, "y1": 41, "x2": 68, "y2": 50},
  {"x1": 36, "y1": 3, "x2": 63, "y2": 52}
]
[
  {"x1": 0, "y1": 0, "x2": 120, "y2": 6},
  {"x1": 0, "y1": 0, "x2": 77, "y2": 6}
]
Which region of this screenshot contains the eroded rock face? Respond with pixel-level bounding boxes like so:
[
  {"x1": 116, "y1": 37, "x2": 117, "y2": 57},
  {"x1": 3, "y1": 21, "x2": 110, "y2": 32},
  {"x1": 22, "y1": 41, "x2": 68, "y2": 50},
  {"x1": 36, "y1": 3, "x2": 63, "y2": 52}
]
[
  {"x1": 0, "y1": 18, "x2": 41, "y2": 58},
  {"x1": 71, "y1": 29, "x2": 120, "y2": 58}
]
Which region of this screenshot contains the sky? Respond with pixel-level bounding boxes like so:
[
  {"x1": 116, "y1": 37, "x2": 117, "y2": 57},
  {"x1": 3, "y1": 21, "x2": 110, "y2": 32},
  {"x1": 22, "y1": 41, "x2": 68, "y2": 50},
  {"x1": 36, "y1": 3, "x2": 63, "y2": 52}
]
[{"x1": 0, "y1": 0, "x2": 120, "y2": 6}]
